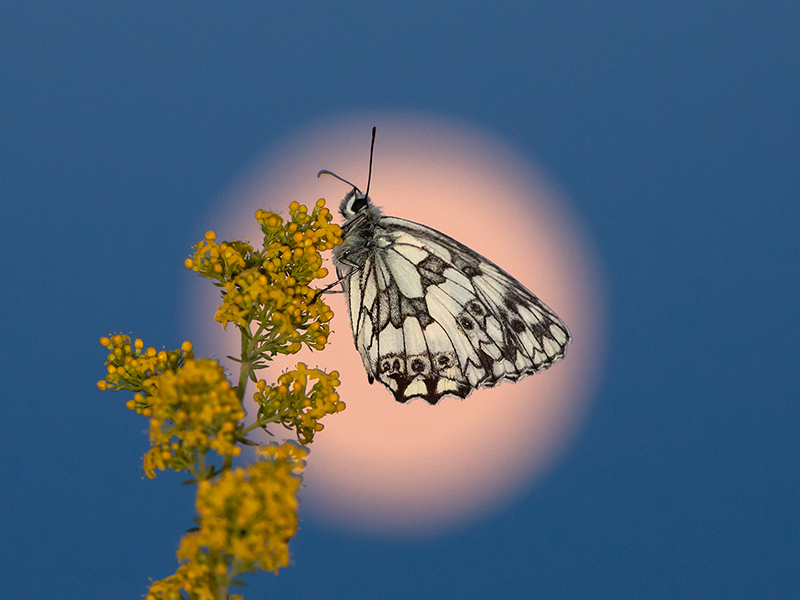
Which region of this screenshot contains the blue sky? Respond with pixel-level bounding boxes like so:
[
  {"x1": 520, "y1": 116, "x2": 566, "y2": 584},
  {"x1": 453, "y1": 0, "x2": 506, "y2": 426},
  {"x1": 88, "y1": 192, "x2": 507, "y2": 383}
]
[{"x1": 1, "y1": 2, "x2": 799, "y2": 598}]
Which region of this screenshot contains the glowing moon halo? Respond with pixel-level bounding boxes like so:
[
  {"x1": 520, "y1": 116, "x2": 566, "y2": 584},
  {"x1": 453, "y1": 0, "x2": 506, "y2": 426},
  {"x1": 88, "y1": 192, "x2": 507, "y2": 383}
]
[{"x1": 186, "y1": 113, "x2": 607, "y2": 536}]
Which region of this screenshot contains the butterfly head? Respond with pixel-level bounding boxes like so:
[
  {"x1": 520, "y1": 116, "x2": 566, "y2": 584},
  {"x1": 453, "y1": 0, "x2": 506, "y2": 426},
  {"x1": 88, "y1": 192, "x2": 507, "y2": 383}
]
[
  {"x1": 317, "y1": 169, "x2": 379, "y2": 222},
  {"x1": 340, "y1": 188, "x2": 372, "y2": 219}
]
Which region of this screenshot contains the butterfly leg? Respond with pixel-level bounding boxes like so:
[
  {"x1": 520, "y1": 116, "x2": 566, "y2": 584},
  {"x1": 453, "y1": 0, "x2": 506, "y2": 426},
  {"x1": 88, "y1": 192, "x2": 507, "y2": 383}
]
[
  {"x1": 310, "y1": 279, "x2": 344, "y2": 304},
  {"x1": 310, "y1": 265, "x2": 362, "y2": 304}
]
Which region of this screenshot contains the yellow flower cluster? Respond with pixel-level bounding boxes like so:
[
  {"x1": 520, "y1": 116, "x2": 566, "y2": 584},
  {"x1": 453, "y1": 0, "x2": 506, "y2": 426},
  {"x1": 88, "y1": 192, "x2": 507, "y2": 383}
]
[
  {"x1": 147, "y1": 443, "x2": 308, "y2": 599},
  {"x1": 101, "y1": 196, "x2": 347, "y2": 599},
  {"x1": 254, "y1": 363, "x2": 345, "y2": 444},
  {"x1": 185, "y1": 443, "x2": 306, "y2": 573},
  {"x1": 97, "y1": 334, "x2": 194, "y2": 416},
  {"x1": 184, "y1": 199, "x2": 342, "y2": 355},
  {"x1": 183, "y1": 234, "x2": 254, "y2": 285},
  {"x1": 146, "y1": 563, "x2": 241, "y2": 600},
  {"x1": 143, "y1": 359, "x2": 245, "y2": 478}
]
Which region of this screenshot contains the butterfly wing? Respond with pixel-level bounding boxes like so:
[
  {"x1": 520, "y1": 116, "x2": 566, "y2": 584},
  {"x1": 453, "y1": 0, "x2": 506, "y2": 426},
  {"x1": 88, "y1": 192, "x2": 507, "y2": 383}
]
[{"x1": 337, "y1": 215, "x2": 570, "y2": 404}]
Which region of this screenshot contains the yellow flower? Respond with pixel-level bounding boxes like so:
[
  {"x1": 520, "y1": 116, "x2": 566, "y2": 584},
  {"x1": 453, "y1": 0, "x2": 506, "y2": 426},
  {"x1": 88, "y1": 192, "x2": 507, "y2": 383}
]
[
  {"x1": 144, "y1": 359, "x2": 245, "y2": 478},
  {"x1": 173, "y1": 443, "x2": 307, "y2": 577},
  {"x1": 146, "y1": 560, "x2": 218, "y2": 600},
  {"x1": 149, "y1": 445, "x2": 306, "y2": 597},
  {"x1": 253, "y1": 363, "x2": 344, "y2": 444},
  {"x1": 185, "y1": 231, "x2": 253, "y2": 284},
  {"x1": 188, "y1": 199, "x2": 342, "y2": 355},
  {"x1": 97, "y1": 335, "x2": 194, "y2": 415}
]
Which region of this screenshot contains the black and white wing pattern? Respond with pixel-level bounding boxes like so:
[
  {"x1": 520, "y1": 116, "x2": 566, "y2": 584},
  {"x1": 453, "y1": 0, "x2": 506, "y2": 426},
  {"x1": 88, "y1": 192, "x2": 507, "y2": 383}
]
[{"x1": 331, "y1": 186, "x2": 570, "y2": 405}]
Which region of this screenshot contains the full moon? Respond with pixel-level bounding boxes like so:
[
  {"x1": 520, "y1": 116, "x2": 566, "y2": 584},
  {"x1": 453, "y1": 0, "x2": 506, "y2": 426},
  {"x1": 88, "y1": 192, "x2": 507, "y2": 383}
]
[{"x1": 186, "y1": 112, "x2": 607, "y2": 537}]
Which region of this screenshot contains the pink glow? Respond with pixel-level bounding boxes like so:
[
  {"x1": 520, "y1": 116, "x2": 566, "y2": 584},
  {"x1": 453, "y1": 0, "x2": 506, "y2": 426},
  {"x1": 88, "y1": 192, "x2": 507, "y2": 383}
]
[{"x1": 186, "y1": 113, "x2": 607, "y2": 536}]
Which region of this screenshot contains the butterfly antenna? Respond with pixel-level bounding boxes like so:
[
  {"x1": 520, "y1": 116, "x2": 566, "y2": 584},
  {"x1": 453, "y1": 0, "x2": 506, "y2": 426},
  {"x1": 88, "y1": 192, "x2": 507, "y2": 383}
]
[
  {"x1": 317, "y1": 170, "x2": 362, "y2": 194},
  {"x1": 364, "y1": 126, "x2": 377, "y2": 198}
]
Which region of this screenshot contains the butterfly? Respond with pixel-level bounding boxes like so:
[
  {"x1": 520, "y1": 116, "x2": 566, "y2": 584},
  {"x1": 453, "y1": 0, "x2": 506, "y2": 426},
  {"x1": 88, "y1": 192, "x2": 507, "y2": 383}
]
[{"x1": 320, "y1": 128, "x2": 570, "y2": 404}]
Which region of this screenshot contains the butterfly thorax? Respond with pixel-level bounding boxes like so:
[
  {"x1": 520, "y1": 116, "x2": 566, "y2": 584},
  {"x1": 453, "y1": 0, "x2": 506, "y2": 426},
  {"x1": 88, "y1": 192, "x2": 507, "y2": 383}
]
[{"x1": 333, "y1": 191, "x2": 388, "y2": 272}]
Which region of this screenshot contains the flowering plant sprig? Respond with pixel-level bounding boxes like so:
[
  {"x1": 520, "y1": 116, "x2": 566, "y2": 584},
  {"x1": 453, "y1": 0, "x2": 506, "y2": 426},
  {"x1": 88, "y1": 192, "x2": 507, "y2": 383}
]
[
  {"x1": 186, "y1": 199, "x2": 340, "y2": 361},
  {"x1": 97, "y1": 198, "x2": 345, "y2": 600},
  {"x1": 254, "y1": 362, "x2": 345, "y2": 444}
]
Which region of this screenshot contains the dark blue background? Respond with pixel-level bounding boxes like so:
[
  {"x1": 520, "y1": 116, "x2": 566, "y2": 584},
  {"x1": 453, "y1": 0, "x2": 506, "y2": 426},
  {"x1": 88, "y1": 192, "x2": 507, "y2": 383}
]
[{"x1": 2, "y1": 2, "x2": 798, "y2": 598}]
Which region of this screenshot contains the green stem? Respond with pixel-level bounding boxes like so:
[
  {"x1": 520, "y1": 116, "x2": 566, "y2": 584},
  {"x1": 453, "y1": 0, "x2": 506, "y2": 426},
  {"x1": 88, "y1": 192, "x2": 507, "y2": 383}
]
[
  {"x1": 236, "y1": 327, "x2": 254, "y2": 404},
  {"x1": 216, "y1": 577, "x2": 228, "y2": 600},
  {"x1": 242, "y1": 415, "x2": 280, "y2": 435},
  {"x1": 197, "y1": 452, "x2": 205, "y2": 481}
]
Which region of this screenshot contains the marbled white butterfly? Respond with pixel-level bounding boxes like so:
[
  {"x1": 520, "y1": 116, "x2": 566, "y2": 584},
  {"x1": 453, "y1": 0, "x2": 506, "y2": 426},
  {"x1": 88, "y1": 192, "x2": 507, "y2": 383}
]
[{"x1": 320, "y1": 128, "x2": 570, "y2": 404}]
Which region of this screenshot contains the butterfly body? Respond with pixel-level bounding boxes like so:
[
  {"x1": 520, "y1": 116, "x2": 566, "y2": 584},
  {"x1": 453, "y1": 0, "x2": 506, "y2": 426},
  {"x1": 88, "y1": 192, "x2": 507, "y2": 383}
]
[{"x1": 332, "y1": 187, "x2": 571, "y2": 405}]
